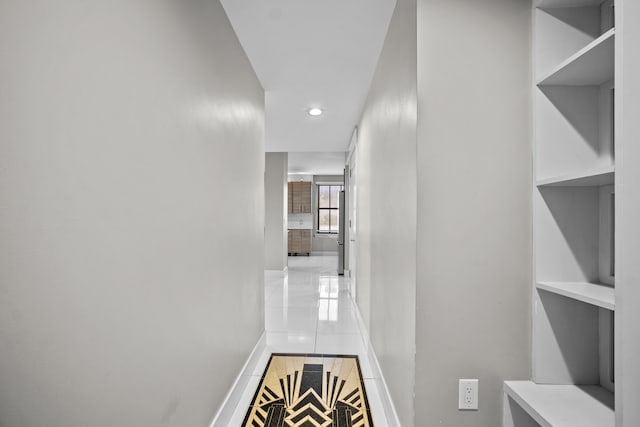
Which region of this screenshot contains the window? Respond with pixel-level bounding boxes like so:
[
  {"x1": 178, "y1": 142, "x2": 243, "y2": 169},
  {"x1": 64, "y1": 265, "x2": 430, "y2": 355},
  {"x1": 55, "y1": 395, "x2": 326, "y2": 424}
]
[{"x1": 317, "y1": 185, "x2": 341, "y2": 233}]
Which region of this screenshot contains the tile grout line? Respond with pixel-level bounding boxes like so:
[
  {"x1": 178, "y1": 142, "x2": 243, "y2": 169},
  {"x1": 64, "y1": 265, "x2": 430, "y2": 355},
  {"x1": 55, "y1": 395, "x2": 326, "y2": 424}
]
[{"x1": 313, "y1": 295, "x2": 320, "y2": 353}]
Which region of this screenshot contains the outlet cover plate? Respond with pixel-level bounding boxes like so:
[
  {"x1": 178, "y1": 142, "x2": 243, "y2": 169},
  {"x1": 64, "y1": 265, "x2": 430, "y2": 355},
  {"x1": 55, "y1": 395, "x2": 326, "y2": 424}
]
[{"x1": 458, "y1": 379, "x2": 479, "y2": 410}]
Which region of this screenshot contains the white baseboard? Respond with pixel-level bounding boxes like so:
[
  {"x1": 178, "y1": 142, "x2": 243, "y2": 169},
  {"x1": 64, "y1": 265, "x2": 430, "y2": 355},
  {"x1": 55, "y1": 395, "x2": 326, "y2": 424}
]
[
  {"x1": 208, "y1": 332, "x2": 266, "y2": 427},
  {"x1": 364, "y1": 341, "x2": 403, "y2": 427},
  {"x1": 351, "y1": 299, "x2": 402, "y2": 427}
]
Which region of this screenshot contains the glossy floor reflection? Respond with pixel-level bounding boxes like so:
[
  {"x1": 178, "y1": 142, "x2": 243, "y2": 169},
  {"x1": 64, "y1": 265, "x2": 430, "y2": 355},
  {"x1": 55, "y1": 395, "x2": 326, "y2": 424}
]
[{"x1": 228, "y1": 255, "x2": 390, "y2": 426}]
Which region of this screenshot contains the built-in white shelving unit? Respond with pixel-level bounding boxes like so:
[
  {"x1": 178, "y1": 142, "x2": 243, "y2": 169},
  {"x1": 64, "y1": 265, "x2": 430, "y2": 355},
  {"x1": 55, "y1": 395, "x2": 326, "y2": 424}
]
[{"x1": 505, "y1": 0, "x2": 618, "y2": 425}]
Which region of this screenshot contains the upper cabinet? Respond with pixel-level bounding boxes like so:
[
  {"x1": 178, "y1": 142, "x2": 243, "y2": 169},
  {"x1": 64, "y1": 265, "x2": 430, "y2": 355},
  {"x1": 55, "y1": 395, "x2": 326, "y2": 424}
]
[{"x1": 288, "y1": 181, "x2": 312, "y2": 214}]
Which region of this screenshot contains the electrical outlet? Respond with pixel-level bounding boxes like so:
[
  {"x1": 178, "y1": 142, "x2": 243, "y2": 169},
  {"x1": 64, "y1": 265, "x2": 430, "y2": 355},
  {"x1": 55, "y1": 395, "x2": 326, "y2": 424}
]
[{"x1": 458, "y1": 379, "x2": 478, "y2": 410}]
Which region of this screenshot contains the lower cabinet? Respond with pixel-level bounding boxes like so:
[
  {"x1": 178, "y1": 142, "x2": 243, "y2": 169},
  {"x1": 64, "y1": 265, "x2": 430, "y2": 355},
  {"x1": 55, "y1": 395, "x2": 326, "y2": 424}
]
[{"x1": 288, "y1": 229, "x2": 311, "y2": 255}]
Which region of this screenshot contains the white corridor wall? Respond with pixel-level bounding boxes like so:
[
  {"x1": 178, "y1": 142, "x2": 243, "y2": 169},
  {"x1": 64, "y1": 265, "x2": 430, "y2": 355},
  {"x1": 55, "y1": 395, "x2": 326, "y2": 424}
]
[
  {"x1": 415, "y1": 0, "x2": 532, "y2": 426},
  {"x1": 0, "y1": 2, "x2": 265, "y2": 426},
  {"x1": 356, "y1": 0, "x2": 418, "y2": 424}
]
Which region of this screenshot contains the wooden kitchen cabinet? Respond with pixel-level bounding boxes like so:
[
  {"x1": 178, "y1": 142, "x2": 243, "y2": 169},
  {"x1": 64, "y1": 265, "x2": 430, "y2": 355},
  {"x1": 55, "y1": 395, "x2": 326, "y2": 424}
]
[
  {"x1": 288, "y1": 229, "x2": 311, "y2": 255},
  {"x1": 288, "y1": 181, "x2": 312, "y2": 214}
]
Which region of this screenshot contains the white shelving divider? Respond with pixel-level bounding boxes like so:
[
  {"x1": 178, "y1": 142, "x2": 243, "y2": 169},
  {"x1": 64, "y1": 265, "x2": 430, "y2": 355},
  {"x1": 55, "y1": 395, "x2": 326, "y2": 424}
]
[
  {"x1": 504, "y1": 381, "x2": 615, "y2": 427},
  {"x1": 536, "y1": 281, "x2": 615, "y2": 310},
  {"x1": 537, "y1": 29, "x2": 615, "y2": 86},
  {"x1": 536, "y1": 166, "x2": 614, "y2": 187},
  {"x1": 537, "y1": 0, "x2": 606, "y2": 7}
]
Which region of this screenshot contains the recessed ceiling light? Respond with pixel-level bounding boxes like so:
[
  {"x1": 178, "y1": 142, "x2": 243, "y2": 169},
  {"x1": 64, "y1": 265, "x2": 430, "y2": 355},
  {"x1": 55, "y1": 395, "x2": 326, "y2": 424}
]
[{"x1": 308, "y1": 108, "x2": 323, "y2": 116}]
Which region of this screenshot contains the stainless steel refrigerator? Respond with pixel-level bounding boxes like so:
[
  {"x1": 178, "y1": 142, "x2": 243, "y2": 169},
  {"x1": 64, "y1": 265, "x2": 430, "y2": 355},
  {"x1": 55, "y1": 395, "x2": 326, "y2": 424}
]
[{"x1": 338, "y1": 190, "x2": 345, "y2": 275}]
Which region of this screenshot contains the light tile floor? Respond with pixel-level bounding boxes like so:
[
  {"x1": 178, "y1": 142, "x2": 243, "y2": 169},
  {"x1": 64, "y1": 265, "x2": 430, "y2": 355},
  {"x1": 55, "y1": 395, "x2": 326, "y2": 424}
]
[{"x1": 227, "y1": 255, "x2": 391, "y2": 426}]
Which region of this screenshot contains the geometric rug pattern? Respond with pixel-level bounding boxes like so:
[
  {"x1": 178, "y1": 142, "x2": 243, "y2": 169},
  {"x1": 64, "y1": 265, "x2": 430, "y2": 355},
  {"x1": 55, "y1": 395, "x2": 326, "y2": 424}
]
[{"x1": 241, "y1": 353, "x2": 374, "y2": 427}]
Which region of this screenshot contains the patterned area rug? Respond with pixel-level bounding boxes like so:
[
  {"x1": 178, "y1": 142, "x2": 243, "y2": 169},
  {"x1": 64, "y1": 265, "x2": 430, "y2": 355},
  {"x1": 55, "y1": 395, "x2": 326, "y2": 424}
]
[{"x1": 241, "y1": 353, "x2": 374, "y2": 427}]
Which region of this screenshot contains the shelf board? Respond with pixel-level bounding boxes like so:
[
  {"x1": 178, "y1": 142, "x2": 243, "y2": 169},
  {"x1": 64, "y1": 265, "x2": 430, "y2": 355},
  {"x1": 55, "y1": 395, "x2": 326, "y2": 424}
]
[
  {"x1": 536, "y1": 166, "x2": 614, "y2": 187},
  {"x1": 536, "y1": 0, "x2": 604, "y2": 7},
  {"x1": 537, "y1": 281, "x2": 615, "y2": 310},
  {"x1": 504, "y1": 381, "x2": 614, "y2": 427},
  {"x1": 538, "y1": 29, "x2": 615, "y2": 86}
]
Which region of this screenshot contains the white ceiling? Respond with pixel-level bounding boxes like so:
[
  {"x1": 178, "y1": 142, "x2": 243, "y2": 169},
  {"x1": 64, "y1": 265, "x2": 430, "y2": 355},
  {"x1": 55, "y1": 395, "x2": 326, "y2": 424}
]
[
  {"x1": 288, "y1": 152, "x2": 346, "y2": 175},
  {"x1": 220, "y1": 0, "x2": 396, "y2": 152}
]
